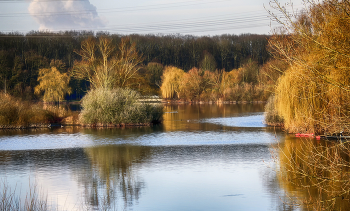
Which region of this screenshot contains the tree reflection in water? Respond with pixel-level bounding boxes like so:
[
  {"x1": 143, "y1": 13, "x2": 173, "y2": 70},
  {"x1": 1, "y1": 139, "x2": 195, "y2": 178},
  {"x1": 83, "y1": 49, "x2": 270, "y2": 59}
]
[
  {"x1": 276, "y1": 137, "x2": 350, "y2": 210},
  {"x1": 83, "y1": 145, "x2": 151, "y2": 210}
]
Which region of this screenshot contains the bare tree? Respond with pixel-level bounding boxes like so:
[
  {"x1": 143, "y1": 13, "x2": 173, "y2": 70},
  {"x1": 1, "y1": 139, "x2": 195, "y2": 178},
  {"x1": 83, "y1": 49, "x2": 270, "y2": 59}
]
[{"x1": 73, "y1": 37, "x2": 143, "y2": 90}]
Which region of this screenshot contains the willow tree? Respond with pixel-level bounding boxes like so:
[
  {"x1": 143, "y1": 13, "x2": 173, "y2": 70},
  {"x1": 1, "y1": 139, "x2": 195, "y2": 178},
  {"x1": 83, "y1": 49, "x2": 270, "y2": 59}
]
[
  {"x1": 267, "y1": 0, "x2": 350, "y2": 209},
  {"x1": 160, "y1": 66, "x2": 184, "y2": 99},
  {"x1": 267, "y1": 0, "x2": 350, "y2": 134},
  {"x1": 34, "y1": 67, "x2": 71, "y2": 102},
  {"x1": 73, "y1": 36, "x2": 143, "y2": 90}
]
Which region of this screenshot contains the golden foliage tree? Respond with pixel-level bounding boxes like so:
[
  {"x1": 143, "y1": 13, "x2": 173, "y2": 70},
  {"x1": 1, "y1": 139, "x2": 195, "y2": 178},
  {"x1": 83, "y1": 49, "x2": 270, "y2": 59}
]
[
  {"x1": 180, "y1": 68, "x2": 219, "y2": 101},
  {"x1": 160, "y1": 66, "x2": 185, "y2": 99},
  {"x1": 34, "y1": 67, "x2": 71, "y2": 102},
  {"x1": 267, "y1": 0, "x2": 350, "y2": 134}
]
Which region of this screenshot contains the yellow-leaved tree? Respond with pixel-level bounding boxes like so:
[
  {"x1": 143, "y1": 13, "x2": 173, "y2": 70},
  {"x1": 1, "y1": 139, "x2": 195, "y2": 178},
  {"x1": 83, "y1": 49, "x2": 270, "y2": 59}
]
[
  {"x1": 34, "y1": 67, "x2": 72, "y2": 102},
  {"x1": 160, "y1": 66, "x2": 184, "y2": 99}
]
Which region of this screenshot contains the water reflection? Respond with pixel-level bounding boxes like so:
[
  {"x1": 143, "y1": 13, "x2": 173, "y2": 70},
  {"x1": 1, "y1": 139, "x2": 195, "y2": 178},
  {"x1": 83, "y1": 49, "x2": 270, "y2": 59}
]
[
  {"x1": 83, "y1": 145, "x2": 151, "y2": 209},
  {"x1": 0, "y1": 146, "x2": 148, "y2": 210},
  {"x1": 277, "y1": 136, "x2": 350, "y2": 210}
]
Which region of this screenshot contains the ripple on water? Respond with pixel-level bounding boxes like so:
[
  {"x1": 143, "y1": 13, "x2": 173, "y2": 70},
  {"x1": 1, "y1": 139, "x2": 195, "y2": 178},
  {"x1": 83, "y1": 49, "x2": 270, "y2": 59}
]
[{"x1": 0, "y1": 114, "x2": 279, "y2": 151}]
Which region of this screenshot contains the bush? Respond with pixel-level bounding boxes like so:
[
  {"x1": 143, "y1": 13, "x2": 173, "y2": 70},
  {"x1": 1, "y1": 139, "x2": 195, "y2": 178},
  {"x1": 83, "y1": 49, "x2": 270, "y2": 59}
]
[
  {"x1": 0, "y1": 93, "x2": 54, "y2": 126},
  {"x1": 80, "y1": 88, "x2": 163, "y2": 124}
]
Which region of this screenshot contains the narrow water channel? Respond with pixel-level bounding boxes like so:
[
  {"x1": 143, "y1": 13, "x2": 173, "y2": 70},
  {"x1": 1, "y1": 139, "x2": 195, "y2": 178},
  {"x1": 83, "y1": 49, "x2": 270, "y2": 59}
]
[{"x1": 0, "y1": 104, "x2": 294, "y2": 211}]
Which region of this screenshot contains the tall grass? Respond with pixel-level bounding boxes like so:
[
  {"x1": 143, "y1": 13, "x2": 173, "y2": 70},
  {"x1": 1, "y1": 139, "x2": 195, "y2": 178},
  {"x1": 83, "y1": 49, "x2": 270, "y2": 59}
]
[
  {"x1": 0, "y1": 93, "x2": 55, "y2": 127},
  {"x1": 80, "y1": 88, "x2": 163, "y2": 125},
  {"x1": 0, "y1": 180, "x2": 49, "y2": 211}
]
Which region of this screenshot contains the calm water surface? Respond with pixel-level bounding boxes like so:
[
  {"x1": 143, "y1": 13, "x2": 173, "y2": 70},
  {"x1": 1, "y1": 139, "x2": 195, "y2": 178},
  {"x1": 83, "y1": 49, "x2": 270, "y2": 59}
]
[{"x1": 0, "y1": 104, "x2": 293, "y2": 211}]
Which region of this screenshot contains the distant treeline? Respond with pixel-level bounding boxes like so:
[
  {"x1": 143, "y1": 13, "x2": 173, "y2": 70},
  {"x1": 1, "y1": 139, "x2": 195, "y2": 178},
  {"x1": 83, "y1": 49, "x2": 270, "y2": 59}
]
[{"x1": 0, "y1": 31, "x2": 270, "y2": 100}]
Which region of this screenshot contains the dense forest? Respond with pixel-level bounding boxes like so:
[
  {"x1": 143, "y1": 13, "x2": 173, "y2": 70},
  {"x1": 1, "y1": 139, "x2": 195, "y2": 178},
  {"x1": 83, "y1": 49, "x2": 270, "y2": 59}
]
[{"x1": 0, "y1": 31, "x2": 270, "y2": 100}]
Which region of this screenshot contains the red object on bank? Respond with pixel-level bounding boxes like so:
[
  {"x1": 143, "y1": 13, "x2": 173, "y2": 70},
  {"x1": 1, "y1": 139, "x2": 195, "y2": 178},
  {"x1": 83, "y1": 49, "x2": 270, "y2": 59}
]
[{"x1": 295, "y1": 133, "x2": 314, "y2": 137}]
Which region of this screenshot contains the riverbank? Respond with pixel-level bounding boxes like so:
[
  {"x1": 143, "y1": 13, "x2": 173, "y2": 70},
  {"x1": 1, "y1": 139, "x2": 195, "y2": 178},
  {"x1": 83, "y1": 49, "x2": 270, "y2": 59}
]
[{"x1": 0, "y1": 114, "x2": 160, "y2": 130}]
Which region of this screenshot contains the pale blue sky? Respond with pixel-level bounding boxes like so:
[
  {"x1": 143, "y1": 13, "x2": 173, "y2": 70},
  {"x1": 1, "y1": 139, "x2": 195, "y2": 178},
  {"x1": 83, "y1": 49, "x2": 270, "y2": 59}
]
[{"x1": 0, "y1": 0, "x2": 304, "y2": 35}]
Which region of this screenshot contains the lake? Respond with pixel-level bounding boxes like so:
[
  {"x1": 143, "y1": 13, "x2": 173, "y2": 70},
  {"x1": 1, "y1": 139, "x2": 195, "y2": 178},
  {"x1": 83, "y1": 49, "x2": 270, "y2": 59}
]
[{"x1": 0, "y1": 104, "x2": 295, "y2": 211}]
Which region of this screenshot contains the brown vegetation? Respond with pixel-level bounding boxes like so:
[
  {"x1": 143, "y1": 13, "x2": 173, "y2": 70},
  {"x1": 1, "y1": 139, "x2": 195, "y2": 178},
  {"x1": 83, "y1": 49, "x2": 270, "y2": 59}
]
[
  {"x1": 0, "y1": 93, "x2": 76, "y2": 128},
  {"x1": 0, "y1": 93, "x2": 53, "y2": 127},
  {"x1": 266, "y1": 0, "x2": 350, "y2": 210}
]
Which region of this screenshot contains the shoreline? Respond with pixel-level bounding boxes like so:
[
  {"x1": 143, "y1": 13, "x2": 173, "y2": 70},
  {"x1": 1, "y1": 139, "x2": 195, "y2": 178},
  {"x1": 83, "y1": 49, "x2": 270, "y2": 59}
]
[
  {"x1": 0, "y1": 122, "x2": 157, "y2": 130},
  {"x1": 161, "y1": 100, "x2": 267, "y2": 104}
]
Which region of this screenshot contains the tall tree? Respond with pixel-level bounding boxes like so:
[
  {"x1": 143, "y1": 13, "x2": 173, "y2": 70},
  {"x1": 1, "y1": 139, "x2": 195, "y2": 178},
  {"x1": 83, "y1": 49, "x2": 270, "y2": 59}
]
[{"x1": 73, "y1": 36, "x2": 143, "y2": 89}]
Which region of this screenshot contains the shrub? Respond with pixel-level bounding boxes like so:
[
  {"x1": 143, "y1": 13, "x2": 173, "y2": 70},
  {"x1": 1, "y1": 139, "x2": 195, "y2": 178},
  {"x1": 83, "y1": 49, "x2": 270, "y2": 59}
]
[
  {"x1": 80, "y1": 88, "x2": 163, "y2": 124},
  {"x1": 0, "y1": 93, "x2": 54, "y2": 126}
]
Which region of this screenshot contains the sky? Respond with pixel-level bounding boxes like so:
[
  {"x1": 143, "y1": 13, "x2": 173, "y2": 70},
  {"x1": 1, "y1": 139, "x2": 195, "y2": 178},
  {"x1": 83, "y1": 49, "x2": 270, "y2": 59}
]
[{"x1": 0, "y1": 0, "x2": 304, "y2": 36}]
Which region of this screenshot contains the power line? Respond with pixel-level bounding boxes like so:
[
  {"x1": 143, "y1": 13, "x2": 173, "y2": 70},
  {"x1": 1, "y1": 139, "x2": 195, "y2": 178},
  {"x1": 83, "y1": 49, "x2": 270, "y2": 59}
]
[
  {"x1": 0, "y1": 0, "x2": 304, "y2": 35},
  {"x1": 0, "y1": 11, "x2": 292, "y2": 34},
  {"x1": 0, "y1": 0, "x2": 230, "y2": 17},
  {"x1": 0, "y1": 17, "x2": 279, "y2": 34},
  {"x1": 0, "y1": 0, "x2": 89, "y2": 2}
]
